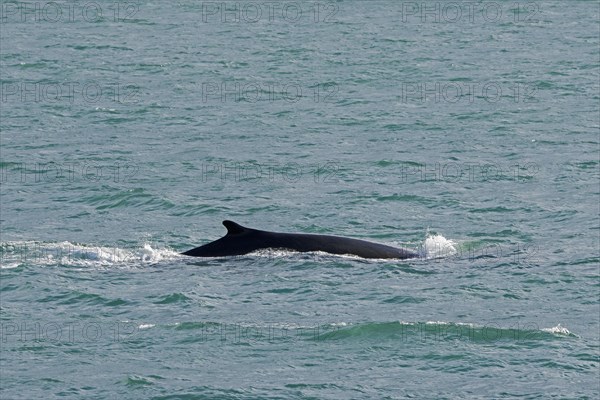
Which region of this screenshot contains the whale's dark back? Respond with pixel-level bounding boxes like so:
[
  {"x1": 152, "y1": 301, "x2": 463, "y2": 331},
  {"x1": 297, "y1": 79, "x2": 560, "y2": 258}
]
[{"x1": 182, "y1": 220, "x2": 418, "y2": 259}]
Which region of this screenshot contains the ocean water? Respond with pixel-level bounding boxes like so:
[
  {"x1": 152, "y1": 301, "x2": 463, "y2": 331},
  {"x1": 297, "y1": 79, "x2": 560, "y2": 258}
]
[{"x1": 1, "y1": 1, "x2": 599, "y2": 398}]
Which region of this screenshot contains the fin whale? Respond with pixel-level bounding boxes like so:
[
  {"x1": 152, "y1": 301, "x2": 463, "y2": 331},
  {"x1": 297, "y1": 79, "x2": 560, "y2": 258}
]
[{"x1": 182, "y1": 220, "x2": 419, "y2": 259}]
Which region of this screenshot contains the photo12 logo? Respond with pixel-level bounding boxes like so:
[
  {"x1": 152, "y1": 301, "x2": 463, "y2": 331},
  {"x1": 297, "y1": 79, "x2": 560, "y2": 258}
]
[
  {"x1": 1, "y1": 321, "x2": 139, "y2": 343},
  {"x1": 397, "y1": 162, "x2": 540, "y2": 183},
  {"x1": 199, "y1": 2, "x2": 338, "y2": 23},
  {"x1": 173, "y1": 322, "x2": 343, "y2": 344},
  {"x1": 0, "y1": 2, "x2": 139, "y2": 23},
  {"x1": 0, "y1": 161, "x2": 139, "y2": 184},
  {"x1": 1, "y1": 82, "x2": 140, "y2": 104},
  {"x1": 399, "y1": 2, "x2": 541, "y2": 23},
  {"x1": 400, "y1": 82, "x2": 538, "y2": 104},
  {"x1": 200, "y1": 81, "x2": 338, "y2": 103},
  {"x1": 200, "y1": 161, "x2": 341, "y2": 183}
]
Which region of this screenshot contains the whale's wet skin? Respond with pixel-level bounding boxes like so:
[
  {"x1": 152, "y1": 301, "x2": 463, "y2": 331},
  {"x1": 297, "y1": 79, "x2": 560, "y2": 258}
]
[{"x1": 182, "y1": 220, "x2": 419, "y2": 259}]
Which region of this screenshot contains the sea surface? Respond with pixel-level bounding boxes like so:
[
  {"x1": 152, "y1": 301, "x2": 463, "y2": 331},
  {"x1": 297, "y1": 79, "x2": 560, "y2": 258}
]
[{"x1": 1, "y1": 1, "x2": 599, "y2": 399}]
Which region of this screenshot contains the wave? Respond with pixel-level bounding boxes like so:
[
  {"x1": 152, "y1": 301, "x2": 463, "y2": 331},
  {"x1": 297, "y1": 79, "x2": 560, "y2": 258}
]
[
  {"x1": 131, "y1": 320, "x2": 577, "y2": 344},
  {"x1": 338, "y1": 321, "x2": 579, "y2": 342}
]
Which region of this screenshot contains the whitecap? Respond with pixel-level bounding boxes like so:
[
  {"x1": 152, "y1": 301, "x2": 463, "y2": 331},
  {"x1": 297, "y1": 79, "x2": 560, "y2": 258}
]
[{"x1": 541, "y1": 323, "x2": 577, "y2": 337}]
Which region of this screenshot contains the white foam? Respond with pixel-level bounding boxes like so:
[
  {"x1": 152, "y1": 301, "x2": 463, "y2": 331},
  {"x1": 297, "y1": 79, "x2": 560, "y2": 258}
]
[
  {"x1": 542, "y1": 324, "x2": 577, "y2": 337},
  {"x1": 0, "y1": 241, "x2": 182, "y2": 268},
  {"x1": 0, "y1": 262, "x2": 22, "y2": 270},
  {"x1": 419, "y1": 234, "x2": 457, "y2": 259}
]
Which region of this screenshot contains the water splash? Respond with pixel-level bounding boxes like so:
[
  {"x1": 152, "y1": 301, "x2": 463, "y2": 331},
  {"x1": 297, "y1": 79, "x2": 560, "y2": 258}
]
[
  {"x1": 419, "y1": 234, "x2": 457, "y2": 259},
  {"x1": 542, "y1": 324, "x2": 577, "y2": 337},
  {"x1": 0, "y1": 241, "x2": 181, "y2": 269}
]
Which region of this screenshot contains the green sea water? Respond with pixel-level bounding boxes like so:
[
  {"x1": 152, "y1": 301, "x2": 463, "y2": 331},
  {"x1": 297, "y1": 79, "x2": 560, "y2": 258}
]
[{"x1": 1, "y1": 1, "x2": 599, "y2": 398}]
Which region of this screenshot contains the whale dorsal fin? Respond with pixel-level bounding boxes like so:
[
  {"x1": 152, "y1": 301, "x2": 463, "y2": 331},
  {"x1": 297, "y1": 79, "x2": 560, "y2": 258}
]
[{"x1": 223, "y1": 220, "x2": 249, "y2": 235}]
